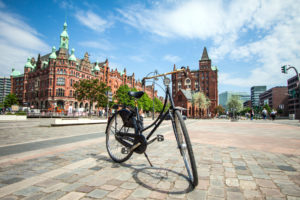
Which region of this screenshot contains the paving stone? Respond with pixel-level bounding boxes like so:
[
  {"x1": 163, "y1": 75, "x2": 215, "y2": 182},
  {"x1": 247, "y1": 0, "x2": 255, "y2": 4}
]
[
  {"x1": 256, "y1": 179, "x2": 277, "y2": 188},
  {"x1": 13, "y1": 185, "x2": 43, "y2": 196},
  {"x1": 35, "y1": 179, "x2": 61, "y2": 187},
  {"x1": 227, "y1": 191, "x2": 245, "y2": 200},
  {"x1": 75, "y1": 185, "x2": 95, "y2": 193},
  {"x1": 235, "y1": 166, "x2": 247, "y2": 170},
  {"x1": 240, "y1": 180, "x2": 257, "y2": 190},
  {"x1": 58, "y1": 192, "x2": 86, "y2": 200},
  {"x1": 22, "y1": 192, "x2": 46, "y2": 200},
  {"x1": 260, "y1": 187, "x2": 285, "y2": 198},
  {"x1": 208, "y1": 187, "x2": 225, "y2": 198},
  {"x1": 61, "y1": 183, "x2": 82, "y2": 192},
  {"x1": 43, "y1": 182, "x2": 68, "y2": 193},
  {"x1": 277, "y1": 165, "x2": 296, "y2": 172},
  {"x1": 187, "y1": 189, "x2": 207, "y2": 200},
  {"x1": 87, "y1": 189, "x2": 108, "y2": 199},
  {"x1": 1, "y1": 177, "x2": 24, "y2": 185},
  {"x1": 196, "y1": 179, "x2": 209, "y2": 190},
  {"x1": 287, "y1": 196, "x2": 300, "y2": 200},
  {"x1": 40, "y1": 191, "x2": 66, "y2": 200},
  {"x1": 105, "y1": 179, "x2": 124, "y2": 186},
  {"x1": 130, "y1": 187, "x2": 152, "y2": 198},
  {"x1": 243, "y1": 189, "x2": 262, "y2": 199},
  {"x1": 237, "y1": 175, "x2": 253, "y2": 181},
  {"x1": 100, "y1": 184, "x2": 118, "y2": 191},
  {"x1": 107, "y1": 188, "x2": 133, "y2": 199},
  {"x1": 149, "y1": 191, "x2": 168, "y2": 199},
  {"x1": 0, "y1": 195, "x2": 18, "y2": 200},
  {"x1": 226, "y1": 178, "x2": 239, "y2": 187}
]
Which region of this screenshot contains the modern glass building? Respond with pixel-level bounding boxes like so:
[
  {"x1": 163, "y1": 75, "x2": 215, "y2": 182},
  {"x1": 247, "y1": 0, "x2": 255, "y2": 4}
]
[
  {"x1": 219, "y1": 91, "x2": 250, "y2": 109},
  {"x1": 0, "y1": 77, "x2": 11, "y2": 103},
  {"x1": 251, "y1": 86, "x2": 267, "y2": 107}
]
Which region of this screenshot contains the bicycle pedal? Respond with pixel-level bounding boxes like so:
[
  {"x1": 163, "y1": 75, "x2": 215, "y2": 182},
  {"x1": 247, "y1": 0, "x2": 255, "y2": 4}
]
[
  {"x1": 121, "y1": 147, "x2": 129, "y2": 154},
  {"x1": 157, "y1": 135, "x2": 164, "y2": 142}
]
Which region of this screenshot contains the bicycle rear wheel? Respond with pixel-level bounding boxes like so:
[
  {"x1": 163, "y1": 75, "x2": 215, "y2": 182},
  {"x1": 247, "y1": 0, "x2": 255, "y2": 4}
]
[
  {"x1": 106, "y1": 112, "x2": 134, "y2": 163},
  {"x1": 173, "y1": 110, "x2": 198, "y2": 187}
]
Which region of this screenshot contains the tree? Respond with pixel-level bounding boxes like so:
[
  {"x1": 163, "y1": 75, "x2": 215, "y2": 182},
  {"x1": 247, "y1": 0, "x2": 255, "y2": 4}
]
[
  {"x1": 263, "y1": 104, "x2": 271, "y2": 114},
  {"x1": 227, "y1": 96, "x2": 243, "y2": 113},
  {"x1": 138, "y1": 92, "x2": 152, "y2": 112},
  {"x1": 192, "y1": 92, "x2": 211, "y2": 117},
  {"x1": 4, "y1": 93, "x2": 19, "y2": 108},
  {"x1": 154, "y1": 97, "x2": 164, "y2": 112},
  {"x1": 115, "y1": 85, "x2": 135, "y2": 107},
  {"x1": 73, "y1": 79, "x2": 109, "y2": 115},
  {"x1": 214, "y1": 105, "x2": 225, "y2": 115}
]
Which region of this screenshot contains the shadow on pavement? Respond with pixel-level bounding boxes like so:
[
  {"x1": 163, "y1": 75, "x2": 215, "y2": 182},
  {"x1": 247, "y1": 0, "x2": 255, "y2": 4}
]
[{"x1": 89, "y1": 153, "x2": 194, "y2": 194}]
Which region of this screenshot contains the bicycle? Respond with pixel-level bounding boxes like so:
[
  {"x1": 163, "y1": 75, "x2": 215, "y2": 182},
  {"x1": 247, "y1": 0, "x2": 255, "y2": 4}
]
[{"x1": 105, "y1": 68, "x2": 198, "y2": 187}]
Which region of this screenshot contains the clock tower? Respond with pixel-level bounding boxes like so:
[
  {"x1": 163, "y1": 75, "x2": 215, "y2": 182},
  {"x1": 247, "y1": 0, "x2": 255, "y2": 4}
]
[{"x1": 60, "y1": 22, "x2": 69, "y2": 49}]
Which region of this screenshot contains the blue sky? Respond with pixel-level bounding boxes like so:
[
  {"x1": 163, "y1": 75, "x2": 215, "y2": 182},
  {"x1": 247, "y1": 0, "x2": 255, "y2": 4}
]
[{"x1": 0, "y1": 0, "x2": 300, "y2": 96}]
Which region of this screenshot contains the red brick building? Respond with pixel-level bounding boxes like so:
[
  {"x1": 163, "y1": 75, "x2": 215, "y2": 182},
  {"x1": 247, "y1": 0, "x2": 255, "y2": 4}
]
[
  {"x1": 10, "y1": 22, "x2": 155, "y2": 112},
  {"x1": 259, "y1": 86, "x2": 289, "y2": 116},
  {"x1": 171, "y1": 47, "x2": 218, "y2": 118}
]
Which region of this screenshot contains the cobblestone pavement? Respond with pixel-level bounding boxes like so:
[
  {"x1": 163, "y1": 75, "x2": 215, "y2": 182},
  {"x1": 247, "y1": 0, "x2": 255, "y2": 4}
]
[{"x1": 0, "y1": 119, "x2": 299, "y2": 199}]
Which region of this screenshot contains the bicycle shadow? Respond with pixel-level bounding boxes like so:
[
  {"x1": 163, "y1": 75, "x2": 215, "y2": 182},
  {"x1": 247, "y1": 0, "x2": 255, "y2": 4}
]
[{"x1": 88, "y1": 153, "x2": 194, "y2": 194}]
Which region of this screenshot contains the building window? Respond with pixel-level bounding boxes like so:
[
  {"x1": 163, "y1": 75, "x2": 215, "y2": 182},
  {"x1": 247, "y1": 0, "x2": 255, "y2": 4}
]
[
  {"x1": 185, "y1": 78, "x2": 191, "y2": 89},
  {"x1": 56, "y1": 88, "x2": 65, "y2": 96},
  {"x1": 70, "y1": 90, "x2": 73, "y2": 97},
  {"x1": 57, "y1": 77, "x2": 65, "y2": 86}
]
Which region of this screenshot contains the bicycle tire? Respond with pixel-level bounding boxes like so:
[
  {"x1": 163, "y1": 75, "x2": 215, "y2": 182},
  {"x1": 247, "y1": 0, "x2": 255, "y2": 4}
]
[
  {"x1": 106, "y1": 112, "x2": 134, "y2": 163},
  {"x1": 173, "y1": 110, "x2": 198, "y2": 187}
]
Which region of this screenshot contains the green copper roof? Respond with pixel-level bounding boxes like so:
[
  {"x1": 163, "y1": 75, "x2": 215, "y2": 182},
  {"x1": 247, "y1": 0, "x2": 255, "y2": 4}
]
[
  {"x1": 10, "y1": 68, "x2": 21, "y2": 77},
  {"x1": 93, "y1": 60, "x2": 100, "y2": 71},
  {"x1": 24, "y1": 57, "x2": 34, "y2": 68},
  {"x1": 60, "y1": 21, "x2": 69, "y2": 38},
  {"x1": 49, "y1": 46, "x2": 57, "y2": 59},
  {"x1": 211, "y1": 66, "x2": 218, "y2": 71},
  {"x1": 68, "y1": 48, "x2": 76, "y2": 61}
]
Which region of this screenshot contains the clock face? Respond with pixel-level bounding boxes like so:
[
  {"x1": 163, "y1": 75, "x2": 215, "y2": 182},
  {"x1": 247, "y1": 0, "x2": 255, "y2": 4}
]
[{"x1": 63, "y1": 37, "x2": 66, "y2": 41}]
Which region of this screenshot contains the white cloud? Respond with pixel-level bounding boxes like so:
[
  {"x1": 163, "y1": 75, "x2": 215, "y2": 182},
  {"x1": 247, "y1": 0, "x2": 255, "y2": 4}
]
[
  {"x1": 75, "y1": 10, "x2": 109, "y2": 32},
  {"x1": 0, "y1": 11, "x2": 50, "y2": 76},
  {"x1": 118, "y1": 0, "x2": 300, "y2": 88},
  {"x1": 129, "y1": 55, "x2": 144, "y2": 62},
  {"x1": 163, "y1": 54, "x2": 181, "y2": 63},
  {"x1": 78, "y1": 40, "x2": 113, "y2": 51}
]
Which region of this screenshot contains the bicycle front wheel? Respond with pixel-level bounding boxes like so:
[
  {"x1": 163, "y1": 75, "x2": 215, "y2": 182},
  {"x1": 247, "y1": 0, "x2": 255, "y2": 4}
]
[
  {"x1": 106, "y1": 112, "x2": 134, "y2": 163},
  {"x1": 173, "y1": 110, "x2": 198, "y2": 187}
]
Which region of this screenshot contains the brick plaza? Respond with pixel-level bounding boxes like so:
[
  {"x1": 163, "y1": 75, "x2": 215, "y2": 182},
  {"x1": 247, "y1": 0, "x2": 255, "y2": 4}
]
[{"x1": 0, "y1": 119, "x2": 299, "y2": 199}]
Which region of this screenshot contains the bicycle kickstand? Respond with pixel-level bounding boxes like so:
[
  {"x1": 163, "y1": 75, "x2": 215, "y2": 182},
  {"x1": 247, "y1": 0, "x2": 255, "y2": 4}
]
[{"x1": 144, "y1": 152, "x2": 153, "y2": 167}]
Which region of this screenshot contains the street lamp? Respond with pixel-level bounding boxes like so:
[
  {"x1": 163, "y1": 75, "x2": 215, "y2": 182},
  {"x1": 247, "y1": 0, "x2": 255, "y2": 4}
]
[{"x1": 281, "y1": 65, "x2": 300, "y2": 119}]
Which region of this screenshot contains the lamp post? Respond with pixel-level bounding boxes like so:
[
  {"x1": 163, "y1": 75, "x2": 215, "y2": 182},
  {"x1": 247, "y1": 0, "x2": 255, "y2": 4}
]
[{"x1": 281, "y1": 65, "x2": 300, "y2": 119}]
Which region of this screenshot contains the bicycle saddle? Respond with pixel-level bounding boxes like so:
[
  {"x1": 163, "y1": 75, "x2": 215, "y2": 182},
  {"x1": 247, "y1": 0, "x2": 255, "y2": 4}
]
[{"x1": 128, "y1": 91, "x2": 144, "y2": 99}]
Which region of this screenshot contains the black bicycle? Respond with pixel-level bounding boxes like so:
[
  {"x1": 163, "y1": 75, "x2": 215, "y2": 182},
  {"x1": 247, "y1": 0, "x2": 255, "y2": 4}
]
[{"x1": 105, "y1": 69, "x2": 198, "y2": 187}]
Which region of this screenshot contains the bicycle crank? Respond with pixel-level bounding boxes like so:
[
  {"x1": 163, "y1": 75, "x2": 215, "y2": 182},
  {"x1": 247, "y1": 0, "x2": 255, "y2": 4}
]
[{"x1": 131, "y1": 135, "x2": 147, "y2": 154}]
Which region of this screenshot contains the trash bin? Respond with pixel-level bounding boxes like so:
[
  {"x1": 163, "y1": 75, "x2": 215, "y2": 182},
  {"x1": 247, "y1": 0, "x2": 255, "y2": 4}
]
[{"x1": 289, "y1": 114, "x2": 295, "y2": 120}]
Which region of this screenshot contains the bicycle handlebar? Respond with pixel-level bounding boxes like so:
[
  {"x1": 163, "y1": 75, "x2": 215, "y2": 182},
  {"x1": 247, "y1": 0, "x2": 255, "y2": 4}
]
[{"x1": 142, "y1": 68, "x2": 186, "y2": 86}]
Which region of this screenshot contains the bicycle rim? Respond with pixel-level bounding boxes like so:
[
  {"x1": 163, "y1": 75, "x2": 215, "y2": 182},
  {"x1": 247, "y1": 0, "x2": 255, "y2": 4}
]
[
  {"x1": 106, "y1": 113, "x2": 133, "y2": 163},
  {"x1": 173, "y1": 110, "x2": 198, "y2": 187}
]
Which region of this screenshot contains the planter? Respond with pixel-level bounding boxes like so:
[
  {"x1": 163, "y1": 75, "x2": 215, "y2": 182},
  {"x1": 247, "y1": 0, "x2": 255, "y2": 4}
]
[{"x1": 0, "y1": 115, "x2": 27, "y2": 121}]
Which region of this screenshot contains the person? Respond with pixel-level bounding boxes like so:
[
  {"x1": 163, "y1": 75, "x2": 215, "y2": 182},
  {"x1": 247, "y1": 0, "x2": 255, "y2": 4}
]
[
  {"x1": 270, "y1": 109, "x2": 276, "y2": 120},
  {"x1": 262, "y1": 108, "x2": 267, "y2": 120},
  {"x1": 250, "y1": 109, "x2": 254, "y2": 120}
]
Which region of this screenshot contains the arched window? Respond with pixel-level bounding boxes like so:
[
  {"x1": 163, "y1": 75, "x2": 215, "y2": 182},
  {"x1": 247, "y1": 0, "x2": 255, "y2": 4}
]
[
  {"x1": 57, "y1": 77, "x2": 65, "y2": 86},
  {"x1": 185, "y1": 78, "x2": 191, "y2": 89},
  {"x1": 56, "y1": 88, "x2": 65, "y2": 97}
]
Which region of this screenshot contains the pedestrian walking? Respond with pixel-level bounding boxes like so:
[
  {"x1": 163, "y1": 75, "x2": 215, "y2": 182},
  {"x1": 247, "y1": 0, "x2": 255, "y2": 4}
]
[
  {"x1": 262, "y1": 108, "x2": 267, "y2": 120},
  {"x1": 250, "y1": 109, "x2": 254, "y2": 120},
  {"x1": 270, "y1": 109, "x2": 276, "y2": 120}
]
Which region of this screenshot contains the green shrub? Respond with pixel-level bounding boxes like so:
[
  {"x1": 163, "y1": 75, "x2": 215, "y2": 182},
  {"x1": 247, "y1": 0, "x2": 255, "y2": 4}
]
[
  {"x1": 5, "y1": 112, "x2": 13, "y2": 115},
  {"x1": 16, "y1": 111, "x2": 27, "y2": 115}
]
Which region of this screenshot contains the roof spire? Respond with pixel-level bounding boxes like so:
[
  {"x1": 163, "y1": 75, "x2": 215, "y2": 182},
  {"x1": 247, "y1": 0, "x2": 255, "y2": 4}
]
[{"x1": 201, "y1": 47, "x2": 210, "y2": 61}]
